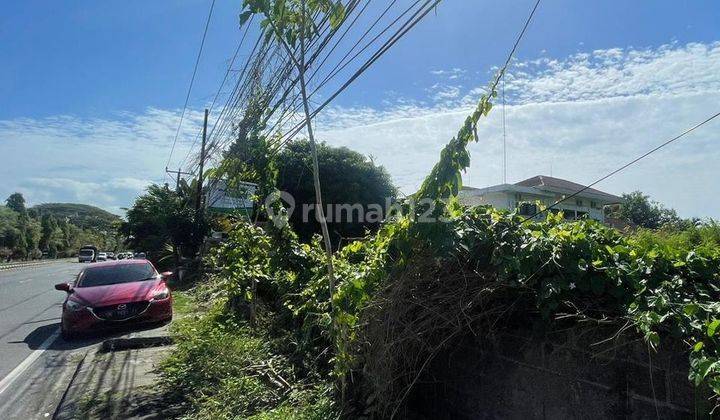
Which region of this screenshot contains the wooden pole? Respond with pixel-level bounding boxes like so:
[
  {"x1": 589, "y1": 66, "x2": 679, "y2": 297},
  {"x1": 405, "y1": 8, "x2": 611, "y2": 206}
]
[
  {"x1": 298, "y1": 6, "x2": 335, "y2": 306},
  {"x1": 196, "y1": 108, "x2": 208, "y2": 218}
]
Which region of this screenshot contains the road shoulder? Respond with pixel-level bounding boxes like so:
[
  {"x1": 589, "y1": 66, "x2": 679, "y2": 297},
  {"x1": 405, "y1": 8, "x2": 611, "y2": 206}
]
[{"x1": 54, "y1": 325, "x2": 176, "y2": 420}]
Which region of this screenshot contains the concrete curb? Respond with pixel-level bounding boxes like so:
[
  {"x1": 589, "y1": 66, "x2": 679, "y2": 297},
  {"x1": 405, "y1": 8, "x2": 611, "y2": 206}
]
[
  {"x1": 99, "y1": 336, "x2": 174, "y2": 353},
  {"x1": 0, "y1": 259, "x2": 73, "y2": 271},
  {"x1": 51, "y1": 351, "x2": 88, "y2": 420},
  {"x1": 54, "y1": 335, "x2": 175, "y2": 419}
]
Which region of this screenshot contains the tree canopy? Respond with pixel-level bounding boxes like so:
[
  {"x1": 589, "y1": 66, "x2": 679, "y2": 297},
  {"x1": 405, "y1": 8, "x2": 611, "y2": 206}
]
[
  {"x1": 120, "y1": 182, "x2": 206, "y2": 267},
  {"x1": 5, "y1": 192, "x2": 26, "y2": 214},
  {"x1": 611, "y1": 190, "x2": 686, "y2": 229},
  {"x1": 276, "y1": 139, "x2": 397, "y2": 245},
  {"x1": 32, "y1": 202, "x2": 120, "y2": 231},
  {"x1": 0, "y1": 193, "x2": 116, "y2": 259}
]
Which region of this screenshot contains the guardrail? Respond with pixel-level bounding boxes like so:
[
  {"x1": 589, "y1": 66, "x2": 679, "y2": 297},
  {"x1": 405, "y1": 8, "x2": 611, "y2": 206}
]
[{"x1": 0, "y1": 258, "x2": 73, "y2": 271}]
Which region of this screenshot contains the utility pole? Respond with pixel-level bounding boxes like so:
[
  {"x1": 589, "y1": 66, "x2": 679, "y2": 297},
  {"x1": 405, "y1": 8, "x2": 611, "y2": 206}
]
[
  {"x1": 195, "y1": 108, "x2": 208, "y2": 220},
  {"x1": 502, "y1": 73, "x2": 507, "y2": 184},
  {"x1": 165, "y1": 167, "x2": 193, "y2": 192}
]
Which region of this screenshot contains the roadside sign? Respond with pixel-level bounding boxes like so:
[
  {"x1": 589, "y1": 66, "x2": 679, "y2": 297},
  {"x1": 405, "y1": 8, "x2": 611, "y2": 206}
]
[{"x1": 206, "y1": 179, "x2": 257, "y2": 219}]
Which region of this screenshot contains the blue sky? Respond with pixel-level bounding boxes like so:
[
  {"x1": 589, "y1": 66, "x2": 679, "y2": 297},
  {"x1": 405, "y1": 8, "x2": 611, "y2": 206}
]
[{"x1": 1, "y1": 1, "x2": 719, "y2": 217}]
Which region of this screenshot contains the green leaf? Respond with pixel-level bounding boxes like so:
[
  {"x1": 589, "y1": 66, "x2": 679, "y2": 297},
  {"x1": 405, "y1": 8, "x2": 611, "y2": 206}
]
[
  {"x1": 683, "y1": 303, "x2": 700, "y2": 317},
  {"x1": 673, "y1": 260, "x2": 686, "y2": 268},
  {"x1": 239, "y1": 10, "x2": 253, "y2": 26},
  {"x1": 698, "y1": 359, "x2": 717, "y2": 380},
  {"x1": 708, "y1": 319, "x2": 720, "y2": 337},
  {"x1": 647, "y1": 331, "x2": 660, "y2": 347},
  {"x1": 329, "y1": 2, "x2": 346, "y2": 29},
  {"x1": 693, "y1": 341, "x2": 704, "y2": 352}
]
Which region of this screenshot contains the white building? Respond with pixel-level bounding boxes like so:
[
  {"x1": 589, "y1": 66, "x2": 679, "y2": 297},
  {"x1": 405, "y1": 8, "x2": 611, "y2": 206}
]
[{"x1": 459, "y1": 175, "x2": 624, "y2": 223}]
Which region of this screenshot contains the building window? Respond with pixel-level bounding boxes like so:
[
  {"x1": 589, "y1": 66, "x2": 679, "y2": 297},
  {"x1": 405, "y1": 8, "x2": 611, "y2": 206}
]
[
  {"x1": 576, "y1": 199, "x2": 584, "y2": 207},
  {"x1": 518, "y1": 202, "x2": 537, "y2": 216},
  {"x1": 590, "y1": 201, "x2": 597, "y2": 209}
]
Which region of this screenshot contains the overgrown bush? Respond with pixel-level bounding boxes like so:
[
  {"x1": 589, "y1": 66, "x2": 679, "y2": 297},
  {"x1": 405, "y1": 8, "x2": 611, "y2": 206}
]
[
  {"x1": 333, "y1": 207, "x2": 720, "y2": 415},
  {"x1": 159, "y1": 300, "x2": 335, "y2": 419},
  {"x1": 276, "y1": 140, "x2": 397, "y2": 246},
  {"x1": 159, "y1": 73, "x2": 720, "y2": 417},
  {"x1": 630, "y1": 221, "x2": 720, "y2": 256},
  {"x1": 166, "y1": 206, "x2": 720, "y2": 417}
]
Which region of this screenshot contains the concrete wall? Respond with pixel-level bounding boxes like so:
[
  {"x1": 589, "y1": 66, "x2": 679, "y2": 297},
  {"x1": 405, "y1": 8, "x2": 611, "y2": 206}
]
[
  {"x1": 407, "y1": 325, "x2": 710, "y2": 419},
  {"x1": 459, "y1": 191, "x2": 513, "y2": 210},
  {"x1": 459, "y1": 189, "x2": 607, "y2": 222}
]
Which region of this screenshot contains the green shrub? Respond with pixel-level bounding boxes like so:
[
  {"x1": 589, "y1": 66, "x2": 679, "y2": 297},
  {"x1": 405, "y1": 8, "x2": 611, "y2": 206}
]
[
  {"x1": 178, "y1": 208, "x2": 720, "y2": 415},
  {"x1": 159, "y1": 303, "x2": 336, "y2": 419}
]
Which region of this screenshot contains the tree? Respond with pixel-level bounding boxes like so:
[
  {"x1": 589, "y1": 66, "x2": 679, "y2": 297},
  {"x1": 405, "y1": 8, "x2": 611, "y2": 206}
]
[
  {"x1": 612, "y1": 191, "x2": 683, "y2": 229},
  {"x1": 6, "y1": 193, "x2": 26, "y2": 214},
  {"x1": 241, "y1": 0, "x2": 346, "y2": 302},
  {"x1": 21, "y1": 219, "x2": 40, "y2": 259},
  {"x1": 40, "y1": 213, "x2": 57, "y2": 252},
  {"x1": 277, "y1": 140, "x2": 397, "y2": 245},
  {"x1": 120, "y1": 183, "x2": 206, "y2": 267},
  {"x1": 217, "y1": 124, "x2": 278, "y2": 218}
]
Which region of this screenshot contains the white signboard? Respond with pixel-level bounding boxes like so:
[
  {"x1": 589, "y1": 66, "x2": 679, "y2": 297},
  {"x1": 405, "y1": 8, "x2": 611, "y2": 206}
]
[{"x1": 206, "y1": 179, "x2": 257, "y2": 217}]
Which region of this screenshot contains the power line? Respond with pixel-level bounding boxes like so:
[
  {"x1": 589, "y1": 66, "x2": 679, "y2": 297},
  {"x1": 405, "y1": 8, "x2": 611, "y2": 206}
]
[
  {"x1": 195, "y1": 0, "x2": 368, "y2": 175},
  {"x1": 186, "y1": 32, "x2": 270, "y2": 174},
  {"x1": 523, "y1": 110, "x2": 720, "y2": 223},
  {"x1": 273, "y1": 0, "x2": 538, "y2": 152},
  {"x1": 307, "y1": 0, "x2": 376, "y2": 82},
  {"x1": 268, "y1": 0, "x2": 441, "y2": 154},
  {"x1": 178, "y1": 14, "x2": 255, "y2": 169},
  {"x1": 218, "y1": 2, "x2": 363, "y2": 147},
  {"x1": 204, "y1": 0, "x2": 431, "y2": 208},
  {"x1": 258, "y1": 0, "x2": 412, "y2": 143},
  {"x1": 201, "y1": 7, "x2": 338, "y2": 161},
  {"x1": 309, "y1": 0, "x2": 416, "y2": 98},
  {"x1": 205, "y1": 0, "x2": 409, "y2": 167},
  {"x1": 502, "y1": 72, "x2": 507, "y2": 184},
  {"x1": 165, "y1": 0, "x2": 216, "y2": 171},
  {"x1": 260, "y1": 0, "x2": 538, "y2": 199}
]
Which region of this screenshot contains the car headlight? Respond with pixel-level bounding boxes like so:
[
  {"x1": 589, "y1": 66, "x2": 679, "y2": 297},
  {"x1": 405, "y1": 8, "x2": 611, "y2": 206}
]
[
  {"x1": 65, "y1": 299, "x2": 86, "y2": 311},
  {"x1": 151, "y1": 287, "x2": 170, "y2": 301}
]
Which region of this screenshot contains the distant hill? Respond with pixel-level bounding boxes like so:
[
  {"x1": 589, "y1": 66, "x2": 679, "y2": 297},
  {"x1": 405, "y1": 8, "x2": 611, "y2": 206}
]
[{"x1": 31, "y1": 203, "x2": 121, "y2": 231}]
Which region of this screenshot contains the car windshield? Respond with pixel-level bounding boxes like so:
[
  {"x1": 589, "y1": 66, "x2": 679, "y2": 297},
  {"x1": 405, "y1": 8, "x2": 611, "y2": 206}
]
[
  {"x1": 79, "y1": 250, "x2": 94, "y2": 256},
  {"x1": 77, "y1": 263, "x2": 156, "y2": 287}
]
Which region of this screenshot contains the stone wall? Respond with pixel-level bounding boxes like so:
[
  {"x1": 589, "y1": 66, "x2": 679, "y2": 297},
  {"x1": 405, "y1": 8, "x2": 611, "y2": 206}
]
[{"x1": 406, "y1": 324, "x2": 711, "y2": 419}]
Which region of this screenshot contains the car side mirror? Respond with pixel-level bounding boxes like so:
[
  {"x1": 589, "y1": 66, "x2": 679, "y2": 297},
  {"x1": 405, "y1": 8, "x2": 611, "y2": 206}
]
[
  {"x1": 55, "y1": 283, "x2": 72, "y2": 293},
  {"x1": 160, "y1": 271, "x2": 173, "y2": 280}
]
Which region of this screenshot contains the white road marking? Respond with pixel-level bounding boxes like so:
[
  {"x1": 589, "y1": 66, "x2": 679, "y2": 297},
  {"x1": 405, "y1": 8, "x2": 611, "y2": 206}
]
[{"x1": 0, "y1": 329, "x2": 60, "y2": 396}]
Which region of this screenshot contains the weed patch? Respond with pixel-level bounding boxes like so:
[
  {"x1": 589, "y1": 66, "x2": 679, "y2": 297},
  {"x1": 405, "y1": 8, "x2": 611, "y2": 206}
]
[{"x1": 159, "y1": 303, "x2": 335, "y2": 419}]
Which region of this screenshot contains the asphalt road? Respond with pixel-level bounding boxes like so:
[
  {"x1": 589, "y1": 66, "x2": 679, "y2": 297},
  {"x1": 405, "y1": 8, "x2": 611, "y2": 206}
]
[
  {"x1": 0, "y1": 261, "x2": 106, "y2": 418},
  {"x1": 0, "y1": 261, "x2": 79, "y2": 378}
]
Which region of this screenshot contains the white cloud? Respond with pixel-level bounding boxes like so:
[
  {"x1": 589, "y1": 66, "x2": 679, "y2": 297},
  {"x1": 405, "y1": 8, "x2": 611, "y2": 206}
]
[
  {"x1": 0, "y1": 107, "x2": 203, "y2": 214},
  {"x1": 315, "y1": 41, "x2": 720, "y2": 219},
  {"x1": 506, "y1": 42, "x2": 720, "y2": 103},
  {"x1": 428, "y1": 84, "x2": 461, "y2": 102},
  {"x1": 430, "y1": 67, "x2": 466, "y2": 79},
  {"x1": 2, "y1": 41, "x2": 719, "y2": 220}
]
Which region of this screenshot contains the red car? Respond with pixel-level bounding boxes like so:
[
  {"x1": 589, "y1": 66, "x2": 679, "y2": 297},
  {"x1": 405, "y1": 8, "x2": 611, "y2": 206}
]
[{"x1": 55, "y1": 259, "x2": 173, "y2": 339}]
